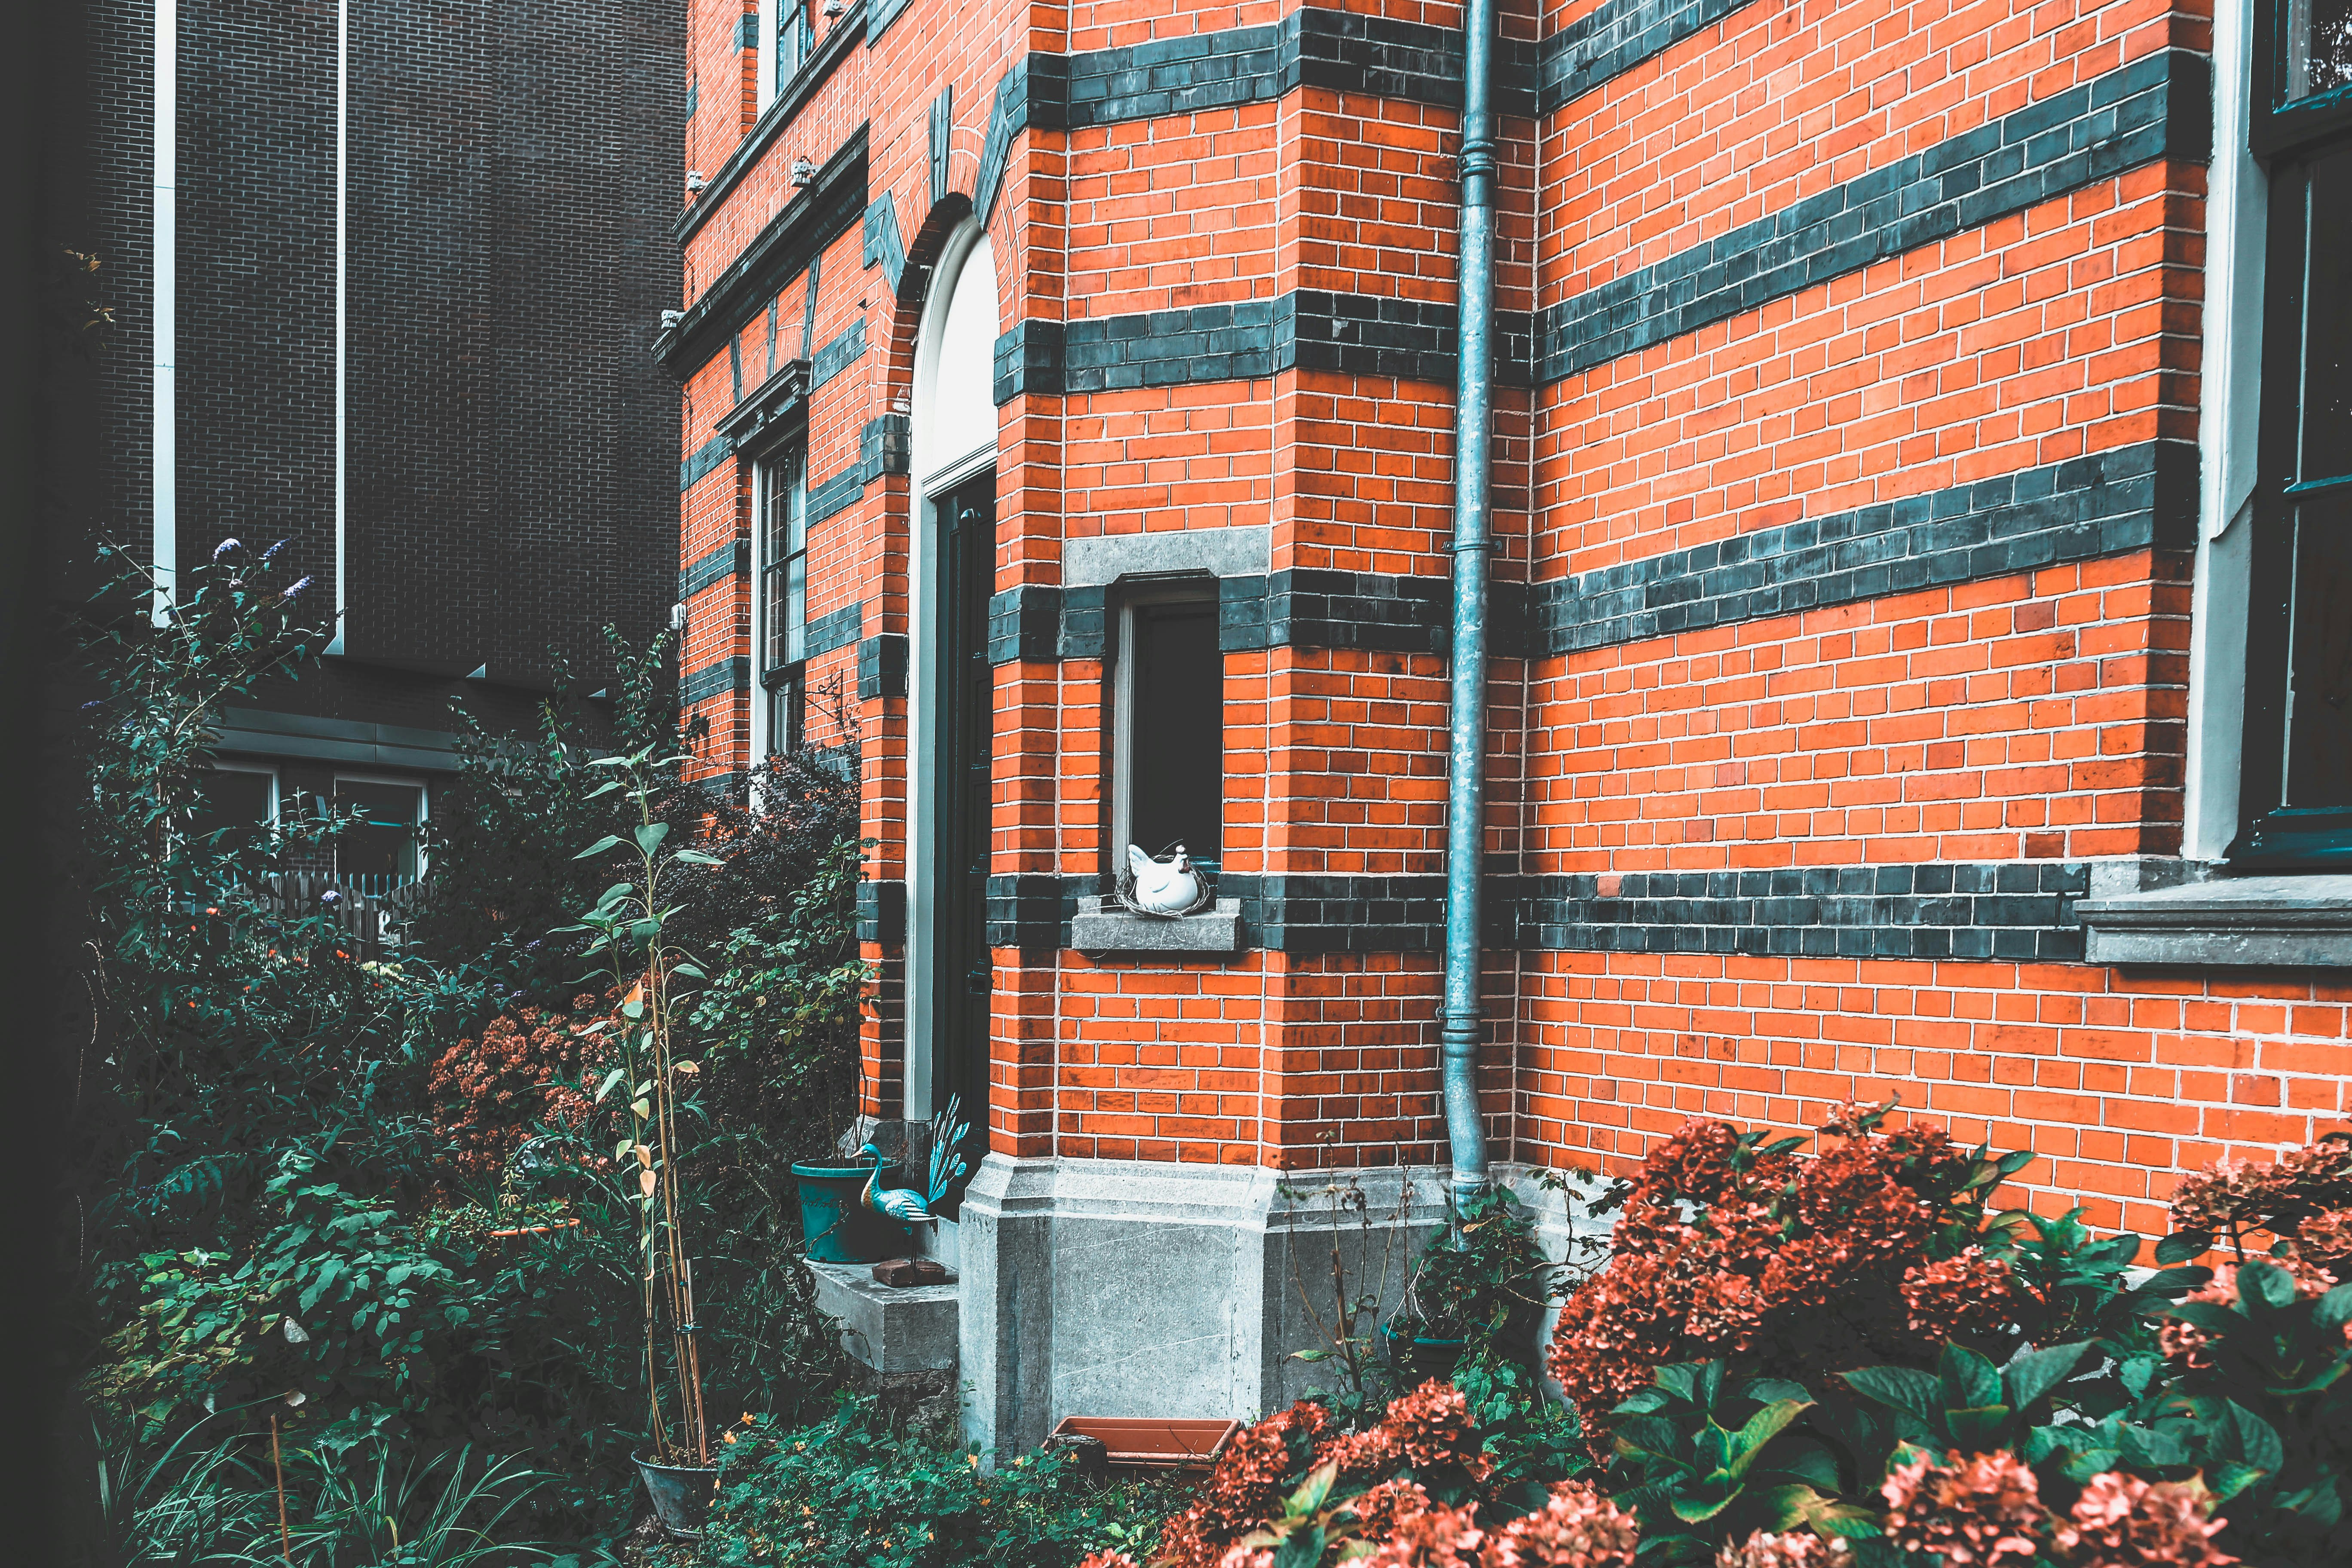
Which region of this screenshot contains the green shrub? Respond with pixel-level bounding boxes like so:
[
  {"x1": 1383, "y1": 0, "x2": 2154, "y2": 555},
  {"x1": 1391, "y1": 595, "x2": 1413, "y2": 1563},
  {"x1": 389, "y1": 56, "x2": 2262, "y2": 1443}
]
[{"x1": 695, "y1": 1398, "x2": 1180, "y2": 1568}]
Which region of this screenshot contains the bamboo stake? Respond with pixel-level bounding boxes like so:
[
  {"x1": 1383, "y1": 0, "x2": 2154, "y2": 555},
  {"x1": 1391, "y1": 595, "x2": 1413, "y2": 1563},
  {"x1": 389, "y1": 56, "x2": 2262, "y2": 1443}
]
[{"x1": 270, "y1": 1413, "x2": 292, "y2": 1563}]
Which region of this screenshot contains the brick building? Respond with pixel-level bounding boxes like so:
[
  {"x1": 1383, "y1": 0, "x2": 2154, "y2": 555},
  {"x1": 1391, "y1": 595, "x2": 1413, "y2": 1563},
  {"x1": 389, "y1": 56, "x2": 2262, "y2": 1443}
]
[
  {"x1": 46, "y1": 0, "x2": 684, "y2": 867},
  {"x1": 665, "y1": 0, "x2": 2352, "y2": 1445}
]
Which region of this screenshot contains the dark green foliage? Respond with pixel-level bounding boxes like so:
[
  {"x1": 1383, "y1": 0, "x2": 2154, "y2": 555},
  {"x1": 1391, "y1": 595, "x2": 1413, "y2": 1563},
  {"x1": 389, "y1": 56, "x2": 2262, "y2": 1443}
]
[{"x1": 695, "y1": 1398, "x2": 1180, "y2": 1568}]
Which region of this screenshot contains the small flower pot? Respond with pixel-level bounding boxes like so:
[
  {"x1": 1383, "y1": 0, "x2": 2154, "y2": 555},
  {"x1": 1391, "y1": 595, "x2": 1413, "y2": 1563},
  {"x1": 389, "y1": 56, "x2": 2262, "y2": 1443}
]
[
  {"x1": 791, "y1": 1159, "x2": 910, "y2": 1264},
  {"x1": 634, "y1": 1453, "x2": 719, "y2": 1539},
  {"x1": 1380, "y1": 1322, "x2": 1468, "y2": 1382}
]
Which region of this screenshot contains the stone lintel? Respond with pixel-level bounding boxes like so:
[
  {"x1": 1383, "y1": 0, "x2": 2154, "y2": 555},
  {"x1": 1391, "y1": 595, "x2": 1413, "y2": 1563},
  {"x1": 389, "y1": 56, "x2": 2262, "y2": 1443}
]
[
  {"x1": 1071, "y1": 895, "x2": 1243, "y2": 953},
  {"x1": 2080, "y1": 865, "x2": 2352, "y2": 968}
]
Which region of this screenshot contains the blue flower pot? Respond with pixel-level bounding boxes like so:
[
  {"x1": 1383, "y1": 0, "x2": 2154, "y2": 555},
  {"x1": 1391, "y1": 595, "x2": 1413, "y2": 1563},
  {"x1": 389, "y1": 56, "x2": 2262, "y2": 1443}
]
[{"x1": 792, "y1": 1159, "x2": 910, "y2": 1263}]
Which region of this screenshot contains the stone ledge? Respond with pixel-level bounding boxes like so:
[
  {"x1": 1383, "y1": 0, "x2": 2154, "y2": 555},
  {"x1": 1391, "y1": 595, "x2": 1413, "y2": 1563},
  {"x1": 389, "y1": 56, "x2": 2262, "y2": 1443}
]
[
  {"x1": 1071, "y1": 895, "x2": 1243, "y2": 953},
  {"x1": 2079, "y1": 867, "x2": 2352, "y2": 968},
  {"x1": 804, "y1": 1259, "x2": 959, "y2": 1375}
]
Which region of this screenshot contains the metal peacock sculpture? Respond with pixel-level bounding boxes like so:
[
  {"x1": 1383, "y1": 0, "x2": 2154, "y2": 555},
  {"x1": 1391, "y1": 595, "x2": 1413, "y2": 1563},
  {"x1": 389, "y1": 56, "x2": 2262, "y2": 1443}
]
[{"x1": 858, "y1": 1093, "x2": 973, "y2": 1226}]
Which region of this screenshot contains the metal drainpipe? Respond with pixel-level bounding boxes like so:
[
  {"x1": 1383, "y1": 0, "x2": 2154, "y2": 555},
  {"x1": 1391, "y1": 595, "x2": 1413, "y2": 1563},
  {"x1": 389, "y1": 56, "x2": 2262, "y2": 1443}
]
[{"x1": 1439, "y1": 0, "x2": 1498, "y2": 1211}]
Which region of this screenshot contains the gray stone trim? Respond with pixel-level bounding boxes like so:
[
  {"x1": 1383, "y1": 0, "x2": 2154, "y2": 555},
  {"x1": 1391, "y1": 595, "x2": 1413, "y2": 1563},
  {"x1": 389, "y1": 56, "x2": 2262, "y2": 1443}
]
[
  {"x1": 678, "y1": 537, "x2": 749, "y2": 600},
  {"x1": 1535, "y1": 440, "x2": 2197, "y2": 655},
  {"x1": 1536, "y1": 50, "x2": 2210, "y2": 384},
  {"x1": 988, "y1": 583, "x2": 1063, "y2": 665},
  {"x1": 862, "y1": 413, "x2": 911, "y2": 479},
  {"x1": 1072, "y1": 896, "x2": 1245, "y2": 952},
  {"x1": 713, "y1": 358, "x2": 810, "y2": 448},
  {"x1": 675, "y1": 7, "x2": 870, "y2": 244},
  {"x1": 993, "y1": 319, "x2": 1065, "y2": 404},
  {"x1": 657, "y1": 126, "x2": 869, "y2": 374},
  {"x1": 858, "y1": 633, "x2": 908, "y2": 699},
  {"x1": 1066, "y1": 525, "x2": 1271, "y2": 587},
  {"x1": 210, "y1": 707, "x2": 462, "y2": 775},
  {"x1": 1537, "y1": 0, "x2": 1754, "y2": 114},
  {"x1": 1515, "y1": 863, "x2": 2090, "y2": 961},
  {"x1": 863, "y1": 193, "x2": 907, "y2": 295},
  {"x1": 812, "y1": 317, "x2": 867, "y2": 389},
  {"x1": 858, "y1": 878, "x2": 907, "y2": 944},
  {"x1": 2079, "y1": 862, "x2": 2352, "y2": 968},
  {"x1": 682, "y1": 655, "x2": 751, "y2": 707},
  {"x1": 679, "y1": 432, "x2": 736, "y2": 491},
  {"x1": 805, "y1": 600, "x2": 864, "y2": 657}
]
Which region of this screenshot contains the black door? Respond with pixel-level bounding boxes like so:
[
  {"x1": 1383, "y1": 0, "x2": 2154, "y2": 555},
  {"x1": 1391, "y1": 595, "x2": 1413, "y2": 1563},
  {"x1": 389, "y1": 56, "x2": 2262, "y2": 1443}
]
[{"x1": 931, "y1": 474, "x2": 994, "y2": 1209}]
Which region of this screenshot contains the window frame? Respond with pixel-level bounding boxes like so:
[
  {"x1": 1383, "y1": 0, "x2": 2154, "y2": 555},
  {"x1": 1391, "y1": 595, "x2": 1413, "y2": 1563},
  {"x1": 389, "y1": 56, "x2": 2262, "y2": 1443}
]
[
  {"x1": 754, "y1": 0, "x2": 815, "y2": 114},
  {"x1": 331, "y1": 772, "x2": 429, "y2": 889},
  {"x1": 2233, "y1": 3, "x2": 2352, "y2": 866},
  {"x1": 204, "y1": 759, "x2": 281, "y2": 826},
  {"x1": 1104, "y1": 575, "x2": 1226, "y2": 878},
  {"x1": 753, "y1": 440, "x2": 809, "y2": 761}
]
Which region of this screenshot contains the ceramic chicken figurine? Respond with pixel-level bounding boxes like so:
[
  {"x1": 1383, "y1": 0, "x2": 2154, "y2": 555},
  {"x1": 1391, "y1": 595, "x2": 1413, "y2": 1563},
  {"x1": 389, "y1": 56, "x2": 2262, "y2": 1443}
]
[
  {"x1": 858, "y1": 1093, "x2": 972, "y2": 1226},
  {"x1": 1127, "y1": 843, "x2": 1202, "y2": 914}
]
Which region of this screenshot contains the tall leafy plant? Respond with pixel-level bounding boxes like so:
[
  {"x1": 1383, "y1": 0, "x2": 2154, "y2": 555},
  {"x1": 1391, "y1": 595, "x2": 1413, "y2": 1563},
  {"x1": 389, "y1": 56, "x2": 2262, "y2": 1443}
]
[{"x1": 562, "y1": 745, "x2": 721, "y2": 1468}]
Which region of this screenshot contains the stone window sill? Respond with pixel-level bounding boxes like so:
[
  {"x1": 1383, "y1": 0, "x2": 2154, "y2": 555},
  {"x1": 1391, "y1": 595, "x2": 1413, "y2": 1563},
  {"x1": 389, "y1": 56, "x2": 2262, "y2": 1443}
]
[
  {"x1": 2079, "y1": 867, "x2": 2352, "y2": 968},
  {"x1": 1070, "y1": 896, "x2": 1244, "y2": 954}
]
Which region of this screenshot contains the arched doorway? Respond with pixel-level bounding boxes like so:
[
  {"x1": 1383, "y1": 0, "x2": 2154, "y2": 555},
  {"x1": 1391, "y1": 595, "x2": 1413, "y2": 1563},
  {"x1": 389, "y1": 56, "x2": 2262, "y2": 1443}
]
[{"x1": 906, "y1": 220, "x2": 998, "y2": 1224}]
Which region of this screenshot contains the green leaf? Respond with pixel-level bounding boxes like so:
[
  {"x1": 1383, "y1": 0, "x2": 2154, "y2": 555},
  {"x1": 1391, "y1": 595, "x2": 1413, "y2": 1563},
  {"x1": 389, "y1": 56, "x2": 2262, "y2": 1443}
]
[
  {"x1": 594, "y1": 1067, "x2": 626, "y2": 1103},
  {"x1": 1729, "y1": 1400, "x2": 1813, "y2": 1476},
  {"x1": 2230, "y1": 1402, "x2": 2285, "y2": 1473},
  {"x1": 1272, "y1": 1525, "x2": 1325, "y2": 1568},
  {"x1": 2240, "y1": 1260, "x2": 2297, "y2": 1309},
  {"x1": 672, "y1": 848, "x2": 725, "y2": 866},
  {"x1": 2317, "y1": 1283, "x2": 2352, "y2": 1333},
  {"x1": 1842, "y1": 1366, "x2": 1942, "y2": 1418},
  {"x1": 1941, "y1": 1342, "x2": 2002, "y2": 1411},
  {"x1": 583, "y1": 779, "x2": 623, "y2": 798},
  {"x1": 2003, "y1": 1342, "x2": 2091, "y2": 1410},
  {"x1": 2155, "y1": 1231, "x2": 2213, "y2": 1264},
  {"x1": 1744, "y1": 1484, "x2": 1825, "y2": 1532},
  {"x1": 2115, "y1": 1424, "x2": 2189, "y2": 1467},
  {"x1": 1946, "y1": 1406, "x2": 2011, "y2": 1449},
  {"x1": 634, "y1": 822, "x2": 671, "y2": 855},
  {"x1": 573, "y1": 834, "x2": 622, "y2": 859},
  {"x1": 1669, "y1": 1483, "x2": 1742, "y2": 1524},
  {"x1": 2210, "y1": 1461, "x2": 2269, "y2": 1501},
  {"x1": 1654, "y1": 1363, "x2": 1701, "y2": 1404},
  {"x1": 1285, "y1": 1461, "x2": 1338, "y2": 1519},
  {"x1": 1291, "y1": 1348, "x2": 1330, "y2": 1363}
]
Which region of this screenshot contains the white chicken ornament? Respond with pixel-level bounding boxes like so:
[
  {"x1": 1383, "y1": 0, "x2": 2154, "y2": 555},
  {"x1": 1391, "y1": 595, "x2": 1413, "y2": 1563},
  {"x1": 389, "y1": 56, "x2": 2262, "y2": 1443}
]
[{"x1": 1127, "y1": 843, "x2": 1203, "y2": 914}]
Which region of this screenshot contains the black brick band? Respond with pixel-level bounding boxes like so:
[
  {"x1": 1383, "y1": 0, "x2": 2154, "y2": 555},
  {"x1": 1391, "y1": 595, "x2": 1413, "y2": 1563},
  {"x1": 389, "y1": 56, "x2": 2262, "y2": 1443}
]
[
  {"x1": 812, "y1": 318, "x2": 865, "y2": 389},
  {"x1": 1536, "y1": 49, "x2": 2210, "y2": 384},
  {"x1": 863, "y1": 193, "x2": 907, "y2": 296},
  {"x1": 1537, "y1": 0, "x2": 1754, "y2": 114},
  {"x1": 678, "y1": 538, "x2": 748, "y2": 599},
  {"x1": 988, "y1": 583, "x2": 1063, "y2": 665},
  {"x1": 858, "y1": 879, "x2": 907, "y2": 945},
  {"x1": 681, "y1": 655, "x2": 750, "y2": 707},
  {"x1": 1516, "y1": 863, "x2": 2089, "y2": 962},
  {"x1": 857, "y1": 633, "x2": 908, "y2": 699},
  {"x1": 1535, "y1": 440, "x2": 2196, "y2": 655},
  {"x1": 805, "y1": 600, "x2": 864, "y2": 657},
  {"x1": 876, "y1": 863, "x2": 2090, "y2": 956},
  {"x1": 680, "y1": 433, "x2": 734, "y2": 491}
]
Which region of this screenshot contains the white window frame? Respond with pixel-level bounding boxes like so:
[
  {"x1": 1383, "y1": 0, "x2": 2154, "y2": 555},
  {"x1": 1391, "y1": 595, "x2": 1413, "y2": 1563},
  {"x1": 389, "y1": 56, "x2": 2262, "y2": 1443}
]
[
  {"x1": 750, "y1": 442, "x2": 808, "y2": 764},
  {"x1": 331, "y1": 771, "x2": 429, "y2": 887}
]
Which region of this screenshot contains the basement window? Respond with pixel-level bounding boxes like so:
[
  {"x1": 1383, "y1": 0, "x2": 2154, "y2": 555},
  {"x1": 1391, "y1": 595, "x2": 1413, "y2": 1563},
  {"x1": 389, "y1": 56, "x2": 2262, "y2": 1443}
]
[{"x1": 1108, "y1": 584, "x2": 1224, "y2": 875}]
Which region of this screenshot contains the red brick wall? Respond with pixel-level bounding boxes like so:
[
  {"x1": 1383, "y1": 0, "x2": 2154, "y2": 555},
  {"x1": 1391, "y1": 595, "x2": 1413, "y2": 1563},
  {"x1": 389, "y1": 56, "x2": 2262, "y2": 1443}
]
[{"x1": 668, "y1": 0, "x2": 2348, "y2": 1204}]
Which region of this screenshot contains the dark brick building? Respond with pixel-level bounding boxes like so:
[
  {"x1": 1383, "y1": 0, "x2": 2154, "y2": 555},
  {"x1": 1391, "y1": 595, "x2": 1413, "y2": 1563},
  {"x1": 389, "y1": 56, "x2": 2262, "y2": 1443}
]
[{"x1": 45, "y1": 0, "x2": 685, "y2": 864}]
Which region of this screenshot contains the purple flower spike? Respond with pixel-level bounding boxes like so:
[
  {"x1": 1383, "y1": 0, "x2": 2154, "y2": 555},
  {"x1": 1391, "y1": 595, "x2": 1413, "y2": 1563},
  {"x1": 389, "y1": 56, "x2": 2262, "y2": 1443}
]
[
  {"x1": 319, "y1": 889, "x2": 342, "y2": 905},
  {"x1": 80, "y1": 698, "x2": 104, "y2": 711},
  {"x1": 282, "y1": 576, "x2": 313, "y2": 599},
  {"x1": 261, "y1": 538, "x2": 289, "y2": 563},
  {"x1": 213, "y1": 538, "x2": 241, "y2": 560}
]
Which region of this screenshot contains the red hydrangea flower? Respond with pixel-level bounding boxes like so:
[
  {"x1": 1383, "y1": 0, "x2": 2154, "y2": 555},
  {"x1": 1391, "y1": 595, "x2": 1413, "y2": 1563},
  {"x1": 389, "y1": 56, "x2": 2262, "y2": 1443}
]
[
  {"x1": 2052, "y1": 1472, "x2": 2237, "y2": 1568},
  {"x1": 1482, "y1": 1479, "x2": 1641, "y2": 1568},
  {"x1": 1880, "y1": 1450, "x2": 2048, "y2": 1568}
]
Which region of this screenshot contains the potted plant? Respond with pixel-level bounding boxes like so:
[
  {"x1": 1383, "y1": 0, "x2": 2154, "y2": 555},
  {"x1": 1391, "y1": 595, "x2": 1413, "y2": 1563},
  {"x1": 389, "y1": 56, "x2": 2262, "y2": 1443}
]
[
  {"x1": 564, "y1": 745, "x2": 726, "y2": 1538},
  {"x1": 1381, "y1": 1185, "x2": 1555, "y2": 1381}
]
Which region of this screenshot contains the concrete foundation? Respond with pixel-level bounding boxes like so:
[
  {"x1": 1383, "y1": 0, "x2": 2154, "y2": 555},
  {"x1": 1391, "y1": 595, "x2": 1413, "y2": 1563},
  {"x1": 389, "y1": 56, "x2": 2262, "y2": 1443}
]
[{"x1": 956, "y1": 1155, "x2": 1610, "y2": 1455}]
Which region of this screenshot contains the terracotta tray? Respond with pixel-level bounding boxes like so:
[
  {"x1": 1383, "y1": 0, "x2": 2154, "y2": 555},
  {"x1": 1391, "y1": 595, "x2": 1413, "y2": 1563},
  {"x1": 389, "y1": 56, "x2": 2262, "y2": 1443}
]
[{"x1": 1048, "y1": 1415, "x2": 1241, "y2": 1473}]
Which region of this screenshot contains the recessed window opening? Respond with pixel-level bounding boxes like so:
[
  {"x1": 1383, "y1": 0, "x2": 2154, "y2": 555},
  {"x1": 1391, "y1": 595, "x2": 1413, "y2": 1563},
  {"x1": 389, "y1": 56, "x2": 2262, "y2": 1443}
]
[
  {"x1": 334, "y1": 775, "x2": 426, "y2": 894},
  {"x1": 2236, "y1": 0, "x2": 2352, "y2": 863},
  {"x1": 190, "y1": 761, "x2": 279, "y2": 846},
  {"x1": 1109, "y1": 580, "x2": 1225, "y2": 875},
  {"x1": 756, "y1": 443, "x2": 809, "y2": 759},
  {"x1": 755, "y1": 0, "x2": 814, "y2": 112}
]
